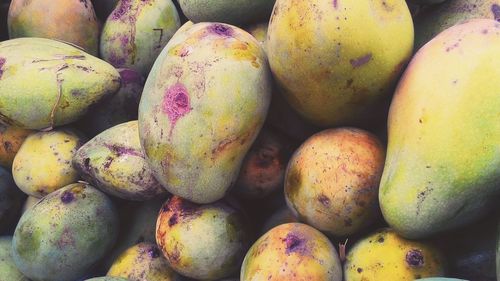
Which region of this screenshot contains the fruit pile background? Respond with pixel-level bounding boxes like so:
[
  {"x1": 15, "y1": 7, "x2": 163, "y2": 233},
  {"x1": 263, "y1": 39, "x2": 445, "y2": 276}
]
[{"x1": 0, "y1": 0, "x2": 499, "y2": 281}]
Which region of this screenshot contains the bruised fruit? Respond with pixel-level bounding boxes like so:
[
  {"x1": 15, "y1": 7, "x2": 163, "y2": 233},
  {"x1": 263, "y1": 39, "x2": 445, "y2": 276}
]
[
  {"x1": 12, "y1": 183, "x2": 119, "y2": 281},
  {"x1": 285, "y1": 128, "x2": 385, "y2": 237},
  {"x1": 267, "y1": 0, "x2": 414, "y2": 126},
  {"x1": 241, "y1": 222, "x2": 342, "y2": 281},
  {"x1": 13, "y1": 129, "x2": 85, "y2": 198},
  {"x1": 77, "y1": 68, "x2": 144, "y2": 137},
  {"x1": 0, "y1": 236, "x2": 29, "y2": 281},
  {"x1": 107, "y1": 242, "x2": 179, "y2": 281},
  {"x1": 100, "y1": 0, "x2": 181, "y2": 76},
  {"x1": 0, "y1": 166, "x2": 25, "y2": 234},
  {"x1": 0, "y1": 37, "x2": 121, "y2": 130},
  {"x1": 344, "y1": 229, "x2": 445, "y2": 281},
  {"x1": 379, "y1": 19, "x2": 500, "y2": 239},
  {"x1": 0, "y1": 124, "x2": 33, "y2": 168},
  {"x1": 73, "y1": 121, "x2": 165, "y2": 201},
  {"x1": 8, "y1": 0, "x2": 100, "y2": 55},
  {"x1": 138, "y1": 22, "x2": 272, "y2": 204},
  {"x1": 156, "y1": 196, "x2": 250, "y2": 280}
]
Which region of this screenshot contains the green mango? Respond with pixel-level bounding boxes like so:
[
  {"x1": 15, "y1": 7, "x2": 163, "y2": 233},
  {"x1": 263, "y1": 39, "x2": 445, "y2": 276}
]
[
  {"x1": 12, "y1": 183, "x2": 119, "y2": 281},
  {"x1": 0, "y1": 166, "x2": 24, "y2": 234},
  {"x1": 379, "y1": 19, "x2": 500, "y2": 238},
  {"x1": 178, "y1": 0, "x2": 275, "y2": 25},
  {"x1": 138, "y1": 22, "x2": 272, "y2": 204},
  {"x1": 0, "y1": 236, "x2": 29, "y2": 281},
  {"x1": 414, "y1": 0, "x2": 500, "y2": 49},
  {"x1": 100, "y1": 0, "x2": 181, "y2": 76},
  {"x1": 8, "y1": 0, "x2": 100, "y2": 55},
  {"x1": 0, "y1": 37, "x2": 121, "y2": 130}
]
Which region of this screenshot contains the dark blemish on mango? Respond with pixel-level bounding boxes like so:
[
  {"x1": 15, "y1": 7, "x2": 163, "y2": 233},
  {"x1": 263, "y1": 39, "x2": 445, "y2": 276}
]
[
  {"x1": 406, "y1": 249, "x2": 424, "y2": 267},
  {"x1": 3, "y1": 141, "x2": 12, "y2": 152},
  {"x1": 83, "y1": 158, "x2": 91, "y2": 171},
  {"x1": 168, "y1": 244, "x2": 181, "y2": 263},
  {"x1": 61, "y1": 191, "x2": 75, "y2": 204},
  {"x1": 105, "y1": 143, "x2": 142, "y2": 157},
  {"x1": 317, "y1": 194, "x2": 330, "y2": 207},
  {"x1": 168, "y1": 213, "x2": 178, "y2": 226},
  {"x1": 163, "y1": 83, "x2": 192, "y2": 137},
  {"x1": 255, "y1": 146, "x2": 276, "y2": 168},
  {"x1": 119, "y1": 68, "x2": 143, "y2": 85},
  {"x1": 148, "y1": 246, "x2": 161, "y2": 258},
  {"x1": 357, "y1": 268, "x2": 363, "y2": 273},
  {"x1": 482, "y1": 29, "x2": 489, "y2": 34},
  {"x1": 103, "y1": 156, "x2": 114, "y2": 169},
  {"x1": 0, "y1": 57, "x2": 6, "y2": 79},
  {"x1": 377, "y1": 236, "x2": 384, "y2": 243},
  {"x1": 344, "y1": 218, "x2": 353, "y2": 227},
  {"x1": 492, "y1": 4, "x2": 500, "y2": 21},
  {"x1": 283, "y1": 233, "x2": 305, "y2": 255},
  {"x1": 333, "y1": 0, "x2": 338, "y2": 9},
  {"x1": 208, "y1": 24, "x2": 233, "y2": 37},
  {"x1": 350, "y1": 54, "x2": 372, "y2": 68},
  {"x1": 112, "y1": 0, "x2": 131, "y2": 20}
]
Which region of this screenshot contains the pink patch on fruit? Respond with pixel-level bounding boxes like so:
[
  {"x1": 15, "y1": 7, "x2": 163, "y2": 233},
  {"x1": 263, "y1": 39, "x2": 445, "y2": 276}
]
[{"x1": 162, "y1": 83, "x2": 192, "y2": 137}]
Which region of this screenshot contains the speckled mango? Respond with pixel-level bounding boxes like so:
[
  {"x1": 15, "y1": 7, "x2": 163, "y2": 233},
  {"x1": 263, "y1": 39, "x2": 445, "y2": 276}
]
[
  {"x1": 285, "y1": 128, "x2": 385, "y2": 237},
  {"x1": 77, "y1": 68, "x2": 144, "y2": 137},
  {"x1": 0, "y1": 166, "x2": 24, "y2": 234},
  {"x1": 107, "y1": 242, "x2": 180, "y2": 281},
  {"x1": 178, "y1": 0, "x2": 275, "y2": 25},
  {"x1": 415, "y1": 0, "x2": 500, "y2": 49},
  {"x1": 100, "y1": 0, "x2": 181, "y2": 76},
  {"x1": 138, "y1": 22, "x2": 272, "y2": 204},
  {"x1": 344, "y1": 229, "x2": 445, "y2": 281},
  {"x1": 12, "y1": 183, "x2": 119, "y2": 281},
  {"x1": 0, "y1": 124, "x2": 33, "y2": 168},
  {"x1": 241, "y1": 222, "x2": 342, "y2": 281},
  {"x1": 0, "y1": 37, "x2": 121, "y2": 130},
  {"x1": 8, "y1": 0, "x2": 100, "y2": 55},
  {"x1": 73, "y1": 121, "x2": 165, "y2": 201},
  {"x1": 13, "y1": 129, "x2": 85, "y2": 198},
  {"x1": 0, "y1": 236, "x2": 29, "y2": 281},
  {"x1": 156, "y1": 196, "x2": 250, "y2": 280},
  {"x1": 379, "y1": 19, "x2": 500, "y2": 239},
  {"x1": 267, "y1": 0, "x2": 414, "y2": 126}
]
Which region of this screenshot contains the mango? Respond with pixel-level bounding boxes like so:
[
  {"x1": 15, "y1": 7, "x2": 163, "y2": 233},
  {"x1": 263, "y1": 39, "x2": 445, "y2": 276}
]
[
  {"x1": 414, "y1": 0, "x2": 500, "y2": 48},
  {"x1": 156, "y1": 196, "x2": 250, "y2": 280},
  {"x1": 267, "y1": 0, "x2": 414, "y2": 126},
  {"x1": 138, "y1": 22, "x2": 272, "y2": 203},
  {"x1": 241, "y1": 222, "x2": 342, "y2": 281},
  {"x1": 178, "y1": 0, "x2": 275, "y2": 25},
  {"x1": 285, "y1": 128, "x2": 385, "y2": 237},
  {"x1": 77, "y1": 68, "x2": 144, "y2": 137},
  {"x1": 379, "y1": 19, "x2": 500, "y2": 239},
  {"x1": 100, "y1": 0, "x2": 181, "y2": 76},
  {"x1": 73, "y1": 121, "x2": 165, "y2": 201},
  {"x1": 344, "y1": 229, "x2": 444, "y2": 281},
  {"x1": 13, "y1": 129, "x2": 85, "y2": 198},
  {"x1": 22, "y1": 196, "x2": 40, "y2": 214},
  {"x1": 0, "y1": 37, "x2": 121, "y2": 130},
  {"x1": 85, "y1": 278, "x2": 129, "y2": 281},
  {"x1": 0, "y1": 236, "x2": 29, "y2": 281},
  {"x1": 0, "y1": 124, "x2": 33, "y2": 168},
  {"x1": 12, "y1": 183, "x2": 119, "y2": 281},
  {"x1": 8, "y1": 0, "x2": 100, "y2": 55},
  {"x1": 107, "y1": 242, "x2": 180, "y2": 281},
  {"x1": 0, "y1": 166, "x2": 25, "y2": 234}
]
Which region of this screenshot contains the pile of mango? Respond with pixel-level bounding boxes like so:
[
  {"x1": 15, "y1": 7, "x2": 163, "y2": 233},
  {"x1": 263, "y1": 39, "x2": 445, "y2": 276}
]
[{"x1": 0, "y1": 0, "x2": 500, "y2": 280}]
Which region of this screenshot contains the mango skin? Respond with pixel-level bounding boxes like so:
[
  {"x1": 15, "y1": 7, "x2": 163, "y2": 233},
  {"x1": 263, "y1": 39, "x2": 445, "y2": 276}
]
[
  {"x1": 8, "y1": 0, "x2": 99, "y2": 55},
  {"x1": 12, "y1": 183, "x2": 119, "y2": 281},
  {"x1": 414, "y1": 0, "x2": 500, "y2": 49},
  {"x1": 178, "y1": 0, "x2": 275, "y2": 25},
  {"x1": 0, "y1": 37, "x2": 121, "y2": 130},
  {"x1": 107, "y1": 242, "x2": 179, "y2": 281},
  {"x1": 0, "y1": 124, "x2": 33, "y2": 168},
  {"x1": 156, "y1": 196, "x2": 250, "y2": 280},
  {"x1": 241, "y1": 222, "x2": 342, "y2": 281},
  {"x1": 267, "y1": 0, "x2": 414, "y2": 126},
  {"x1": 379, "y1": 19, "x2": 500, "y2": 239},
  {"x1": 285, "y1": 128, "x2": 385, "y2": 237},
  {"x1": 0, "y1": 236, "x2": 29, "y2": 281},
  {"x1": 344, "y1": 229, "x2": 445, "y2": 281},
  {"x1": 13, "y1": 129, "x2": 85, "y2": 198},
  {"x1": 0, "y1": 166, "x2": 24, "y2": 234},
  {"x1": 73, "y1": 121, "x2": 165, "y2": 201},
  {"x1": 100, "y1": 0, "x2": 181, "y2": 76},
  {"x1": 138, "y1": 22, "x2": 272, "y2": 204}
]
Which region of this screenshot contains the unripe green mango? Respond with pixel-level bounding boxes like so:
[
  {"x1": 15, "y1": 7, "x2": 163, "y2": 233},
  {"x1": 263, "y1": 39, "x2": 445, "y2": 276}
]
[
  {"x1": 8, "y1": 0, "x2": 100, "y2": 55},
  {"x1": 73, "y1": 121, "x2": 166, "y2": 201},
  {"x1": 0, "y1": 37, "x2": 121, "y2": 130},
  {"x1": 414, "y1": 0, "x2": 500, "y2": 49},
  {"x1": 379, "y1": 19, "x2": 500, "y2": 239},
  {"x1": 12, "y1": 183, "x2": 119, "y2": 281},
  {"x1": 178, "y1": 0, "x2": 275, "y2": 25},
  {"x1": 100, "y1": 0, "x2": 181, "y2": 76},
  {"x1": 138, "y1": 22, "x2": 272, "y2": 203},
  {"x1": 0, "y1": 236, "x2": 29, "y2": 281}
]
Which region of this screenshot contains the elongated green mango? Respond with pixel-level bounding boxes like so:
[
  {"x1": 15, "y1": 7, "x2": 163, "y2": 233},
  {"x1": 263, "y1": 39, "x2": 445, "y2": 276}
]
[
  {"x1": 138, "y1": 22, "x2": 272, "y2": 203},
  {"x1": 0, "y1": 37, "x2": 121, "y2": 130}
]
